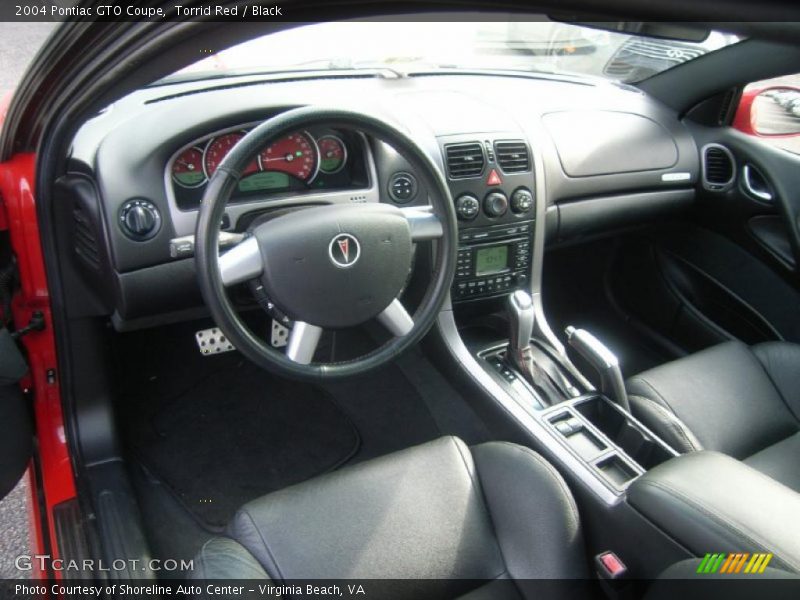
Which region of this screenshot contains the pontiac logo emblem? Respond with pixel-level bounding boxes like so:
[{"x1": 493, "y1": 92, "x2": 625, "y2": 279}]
[{"x1": 329, "y1": 233, "x2": 360, "y2": 268}]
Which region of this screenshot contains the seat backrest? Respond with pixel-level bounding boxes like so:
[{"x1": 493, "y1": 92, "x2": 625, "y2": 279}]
[{"x1": 197, "y1": 436, "x2": 588, "y2": 597}]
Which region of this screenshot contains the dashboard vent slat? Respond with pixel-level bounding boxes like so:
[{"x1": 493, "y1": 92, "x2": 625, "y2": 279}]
[
  {"x1": 702, "y1": 144, "x2": 735, "y2": 191},
  {"x1": 494, "y1": 140, "x2": 530, "y2": 173},
  {"x1": 445, "y1": 142, "x2": 485, "y2": 179}
]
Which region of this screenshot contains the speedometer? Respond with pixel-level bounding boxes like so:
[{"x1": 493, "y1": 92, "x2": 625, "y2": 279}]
[
  {"x1": 203, "y1": 132, "x2": 260, "y2": 178},
  {"x1": 258, "y1": 132, "x2": 318, "y2": 182}
]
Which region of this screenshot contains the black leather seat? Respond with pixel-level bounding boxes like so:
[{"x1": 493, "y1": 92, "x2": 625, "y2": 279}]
[
  {"x1": 192, "y1": 436, "x2": 588, "y2": 596},
  {"x1": 627, "y1": 340, "x2": 800, "y2": 492}
]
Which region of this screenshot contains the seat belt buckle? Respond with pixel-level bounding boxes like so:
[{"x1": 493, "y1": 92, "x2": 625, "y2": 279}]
[
  {"x1": 596, "y1": 551, "x2": 628, "y2": 580},
  {"x1": 595, "y1": 551, "x2": 634, "y2": 600}
]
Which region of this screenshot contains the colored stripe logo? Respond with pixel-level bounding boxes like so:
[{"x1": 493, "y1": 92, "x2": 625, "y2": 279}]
[{"x1": 696, "y1": 553, "x2": 773, "y2": 574}]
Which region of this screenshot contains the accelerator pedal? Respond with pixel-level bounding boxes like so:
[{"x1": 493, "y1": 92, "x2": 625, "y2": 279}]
[{"x1": 271, "y1": 320, "x2": 290, "y2": 348}]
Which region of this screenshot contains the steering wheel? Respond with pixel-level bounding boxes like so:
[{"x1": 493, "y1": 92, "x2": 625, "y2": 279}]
[{"x1": 195, "y1": 107, "x2": 457, "y2": 380}]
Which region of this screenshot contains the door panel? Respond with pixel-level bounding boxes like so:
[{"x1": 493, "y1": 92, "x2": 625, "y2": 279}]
[{"x1": 608, "y1": 121, "x2": 800, "y2": 352}]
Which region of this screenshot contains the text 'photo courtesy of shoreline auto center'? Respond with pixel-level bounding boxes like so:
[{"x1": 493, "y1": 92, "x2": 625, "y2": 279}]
[{"x1": 2, "y1": 2, "x2": 800, "y2": 600}]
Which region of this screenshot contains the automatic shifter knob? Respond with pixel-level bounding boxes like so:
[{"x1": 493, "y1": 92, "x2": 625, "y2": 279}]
[{"x1": 508, "y1": 290, "x2": 534, "y2": 352}]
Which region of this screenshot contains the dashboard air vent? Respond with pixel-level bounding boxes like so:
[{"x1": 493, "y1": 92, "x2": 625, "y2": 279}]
[
  {"x1": 445, "y1": 142, "x2": 485, "y2": 179},
  {"x1": 495, "y1": 140, "x2": 530, "y2": 173},
  {"x1": 702, "y1": 144, "x2": 735, "y2": 191},
  {"x1": 73, "y1": 206, "x2": 101, "y2": 270}
]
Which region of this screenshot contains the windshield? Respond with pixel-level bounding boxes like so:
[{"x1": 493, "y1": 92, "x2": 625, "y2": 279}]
[{"x1": 165, "y1": 19, "x2": 740, "y2": 85}]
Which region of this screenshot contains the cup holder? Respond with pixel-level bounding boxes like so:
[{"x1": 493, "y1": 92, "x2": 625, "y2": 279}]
[{"x1": 574, "y1": 396, "x2": 675, "y2": 470}]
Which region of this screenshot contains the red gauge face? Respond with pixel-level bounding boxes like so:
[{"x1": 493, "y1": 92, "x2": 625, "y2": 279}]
[
  {"x1": 203, "y1": 132, "x2": 259, "y2": 178},
  {"x1": 317, "y1": 135, "x2": 347, "y2": 174},
  {"x1": 258, "y1": 132, "x2": 318, "y2": 182},
  {"x1": 172, "y1": 147, "x2": 206, "y2": 188}
]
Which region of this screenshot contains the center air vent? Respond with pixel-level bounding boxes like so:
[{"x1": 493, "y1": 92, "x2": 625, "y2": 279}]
[
  {"x1": 495, "y1": 140, "x2": 530, "y2": 173},
  {"x1": 445, "y1": 142, "x2": 485, "y2": 179},
  {"x1": 702, "y1": 144, "x2": 736, "y2": 191}
]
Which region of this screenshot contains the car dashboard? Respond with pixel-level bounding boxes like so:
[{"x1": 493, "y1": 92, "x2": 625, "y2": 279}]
[{"x1": 62, "y1": 71, "x2": 700, "y2": 328}]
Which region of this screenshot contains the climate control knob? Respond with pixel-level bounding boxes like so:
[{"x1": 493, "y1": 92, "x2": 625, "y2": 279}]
[
  {"x1": 455, "y1": 194, "x2": 480, "y2": 221},
  {"x1": 483, "y1": 192, "x2": 508, "y2": 218},
  {"x1": 119, "y1": 199, "x2": 161, "y2": 240},
  {"x1": 510, "y1": 188, "x2": 534, "y2": 214}
]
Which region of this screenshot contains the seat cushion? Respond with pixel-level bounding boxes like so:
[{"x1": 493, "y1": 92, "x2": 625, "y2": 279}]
[
  {"x1": 192, "y1": 436, "x2": 587, "y2": 596},
  {"x1": 627, "y1": 341, "x2": 800, "y2": 491}
]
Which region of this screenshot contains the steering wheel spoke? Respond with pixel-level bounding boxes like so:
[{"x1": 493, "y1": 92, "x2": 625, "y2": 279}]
[
  {"x1": 286, "y1": 321, "x2": 323, "y2": 364},
  {"x1": 377, "y1": 299, "x2": 414, "y2": 337},
  {"x1": 403, "y1": 208, "x2": 444, "y2": 241},
  {"x1": 218, "y1": 236, "x2": 262, "y2": 286}
]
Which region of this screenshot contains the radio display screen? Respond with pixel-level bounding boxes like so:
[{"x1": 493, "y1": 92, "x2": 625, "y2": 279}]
[{"x1": 475, "y1": 245, "x2": 510, "y2": 276}]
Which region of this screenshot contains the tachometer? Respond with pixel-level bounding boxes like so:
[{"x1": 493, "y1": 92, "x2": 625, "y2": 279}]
[
  {"x1": 171, "y1": 147, "x2": 206, "y2": 188},
  {"x1": 258, "y1": 131, "x2": 318, "y2": 182},
  {"x1": 317, "y1": 135, "x2": 347, "y2": 174},
  {"x1": 203, "y1": 132, "x2": 260, "y2": 178}
]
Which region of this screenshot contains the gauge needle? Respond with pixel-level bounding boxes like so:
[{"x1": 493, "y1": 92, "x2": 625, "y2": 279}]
[{"x1": 262, "y1": 154, "x2": 300, "y2": 163}]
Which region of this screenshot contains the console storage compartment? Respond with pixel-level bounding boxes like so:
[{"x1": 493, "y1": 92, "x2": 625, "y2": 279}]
[
  {"x1": 574, "y1": 396, "x2": 675, "y2": 469},
  {"x1": 628, "y1": 451, "x2": 800, "y2": 573},
  {"x1": 543, "y1": 395, "x2": 677, "y2": 491}
]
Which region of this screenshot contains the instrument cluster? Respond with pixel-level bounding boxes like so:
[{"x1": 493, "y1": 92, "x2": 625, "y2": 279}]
[{"x1": 168, "y1": 126, "x2": 366, "y2": 210}]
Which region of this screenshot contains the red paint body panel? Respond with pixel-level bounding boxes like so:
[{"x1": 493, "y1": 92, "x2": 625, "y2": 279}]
[
  {"x1": 0, "y1": 152, "x2": 76, "y2": 570},
  {"x1": 732, "y1": 88, "x2": 760, "y2": 135}
]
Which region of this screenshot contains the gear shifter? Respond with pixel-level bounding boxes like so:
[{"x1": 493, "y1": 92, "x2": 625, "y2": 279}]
[
  {"x1": 506, "y1": 291, "x2": 577, "y2": 402},
  {"x1": 508, "y1": 290, "x2": 535, "y2": 353},
  {"x1": 565, "y1": 327, "x2": 630, "y2": 412}
]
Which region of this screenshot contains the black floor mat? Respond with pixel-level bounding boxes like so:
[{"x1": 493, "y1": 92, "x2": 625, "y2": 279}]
[
  {"x1": 125, "y1": 358, "x2": 359, "y2": 529},
  {"x1": 115, "y1": 318, "x2": 489, "y2": 552}
]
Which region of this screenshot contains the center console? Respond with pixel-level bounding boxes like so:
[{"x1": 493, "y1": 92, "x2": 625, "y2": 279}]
[
  {"x1": 438, "y1": 129, "x2": 678, "y2": 497},
  {"x1": 432, "y1": 127, "x2": 713, "y2": 579}
]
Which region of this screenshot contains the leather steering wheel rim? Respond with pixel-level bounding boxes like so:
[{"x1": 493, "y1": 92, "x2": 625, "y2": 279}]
[{"x1": 195, "y1": 106, "x2": 457, "y2": 381}]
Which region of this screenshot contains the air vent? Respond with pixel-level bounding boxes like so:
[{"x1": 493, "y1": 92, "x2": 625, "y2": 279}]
[
  {"x1": 702, "y1": 144, "x2": 735, "y2": 191},
  {"x1": 445, "y1": 142, "x2": 485, "y2": 179},
  {"x1": 73, "y1": 206, "x2": 101, "y2": 270},
  {"x1": 495, "y1": 140, "x2": 530, "y2": 173}
]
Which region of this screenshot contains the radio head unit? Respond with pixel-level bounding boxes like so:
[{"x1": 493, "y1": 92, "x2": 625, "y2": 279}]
[{"x1": 453, "y1": 223, "x2": 532, "y2": 302}]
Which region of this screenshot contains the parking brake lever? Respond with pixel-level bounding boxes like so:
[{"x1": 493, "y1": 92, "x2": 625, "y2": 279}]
[{"x1": 565, "y1": 327, "x2": 630, "y2": 413}]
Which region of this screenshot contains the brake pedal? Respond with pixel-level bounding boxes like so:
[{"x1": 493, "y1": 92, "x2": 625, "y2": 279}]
[
  {"x1": 195, "y1": 327, "x2": 235, "y2": 356},
  {"x1": 271, "y1": 319, "x2": 290, "y2": 348}
]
